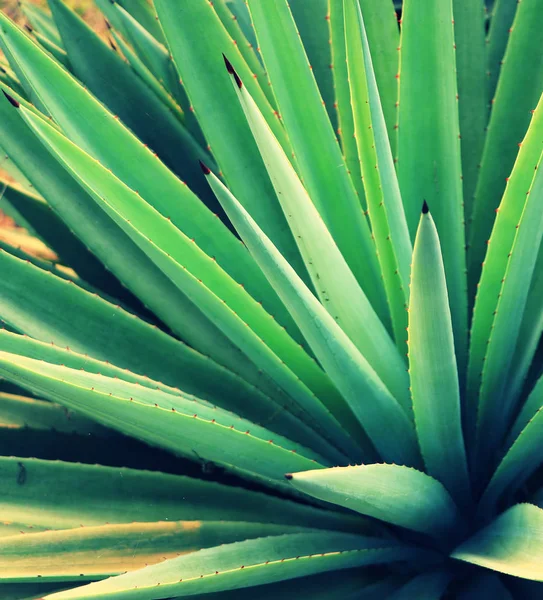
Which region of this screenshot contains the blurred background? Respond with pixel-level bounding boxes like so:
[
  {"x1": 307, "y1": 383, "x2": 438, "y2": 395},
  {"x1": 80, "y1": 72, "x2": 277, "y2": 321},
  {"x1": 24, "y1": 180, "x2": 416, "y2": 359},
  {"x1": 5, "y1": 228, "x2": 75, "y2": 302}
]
[{"x1": 0, "y1": 0, "x2": 105, "y2": 33}]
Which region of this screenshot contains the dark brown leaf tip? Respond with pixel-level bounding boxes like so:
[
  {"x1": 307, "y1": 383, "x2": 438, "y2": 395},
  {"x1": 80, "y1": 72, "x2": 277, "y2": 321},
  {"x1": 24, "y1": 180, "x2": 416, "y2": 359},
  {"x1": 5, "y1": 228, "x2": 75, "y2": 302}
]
[
  {"x1": 422, "y1": 200, "x2": 429, "y2": 214},
  {"x1": 2, "y1": 90, "x2": 20, "y2": 108},
  {"x1": 284, "y1": 473, "x2": 293, "y2": 480},
  {"x1": 199, "y1": 160, "x2": 211, "y2": 175},
  {"x1": 223, "y1": 54, "x2": 242, "y2": 89}
]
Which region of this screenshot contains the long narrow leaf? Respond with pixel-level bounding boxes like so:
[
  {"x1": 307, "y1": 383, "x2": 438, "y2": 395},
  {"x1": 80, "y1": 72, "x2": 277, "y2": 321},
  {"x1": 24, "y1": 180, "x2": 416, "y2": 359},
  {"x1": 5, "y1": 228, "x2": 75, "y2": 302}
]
[
  {"x1": 205, "y1": 169, "x2": 421, "y2": 466},
  {"x1": 398, "y1": 0, "x2": 467, "y2": 375},
  {"x1": 246, "y1": 0, "x2": 387, "y2": 321},
  {"x1": 225, "y1": 60, "x2": 410, "y2": 411},
  {"x1": 345, "y1": 0, "x2": 411, "y2": 349},
  {"x1": 287, "y1": 464, "x2": 463, "y2": 542},
  {"x1": 43, "y1": 533, "x2": 421, "y2": 600},
  {"x1": 409, "y1": 205, "x2": 470, "y2": 504},
  {"x1": 468, "y1": 0, "x2": 543, "y2": 292}
]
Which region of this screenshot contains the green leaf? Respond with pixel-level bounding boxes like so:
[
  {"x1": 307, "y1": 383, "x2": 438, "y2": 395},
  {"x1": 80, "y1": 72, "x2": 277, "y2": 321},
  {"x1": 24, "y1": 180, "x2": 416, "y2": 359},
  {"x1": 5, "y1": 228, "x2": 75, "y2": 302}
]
[
  {"x1": 20, "y1": 1, "x2": 62, "y2": 48},
  {"x1": 0, "y1": 251, "x2": 326, "y2": 452},
  {"x1": 210, "y1": 0, "x2": 275, "y2": 109},
  {"x1": 475, "y1": 147, "x2": 543, "y2": 470},
  {"x1": 0, "y1": 93, "x2": 275, "y2": 390},
  {"x1": 453, "y1": 0, "x2": 488, "y2": 222},
  {"x1": 151, "y1": 0, "x2": 309, "y2": 286},
  {"x1": 104, "y1": 1, "x2": 203, "y2": 145},
  {"x1": 486, "y1": 0, "x2": 519, "y2": 114},
  {"x1": 329, "y1": 0, "x2": 399, "y2": 196},
  {"x1": 287, "y1": 464, "x2": 463, "y2": 541},
  {"x1": 46, "y1": 0, "x2": 222, "y2": 222},
  {"x1": 108, "y1": 29, "x2": 185, "y2": 128},
  {"x1": 0, "y1": 352, "x2": 329, "y2": 492},
  {"x1": 206, "y1": 170, "x2": 420, "y2": 466},
  {"x1": 166, "y1": 570, "x2": 388, "y2": 600},
  {"x1": 467, "y1": 94, "x2": 543, "y2": 435},
  {"x1": 328, "y1": 0, "x2": 366, "y2": 209},
  {"x1": 452, "y1": 503, "x2": 543, "y2": 581},
  {"x1": 287, "y1": 0, "x2": 337, "y2": 132},
  {"x1": 29, "y1": 29, "x2": 70, "y2": 70},
  {"x1": 0, "y1": 178, "x2": 126, "y2": 298},
  {"x1": 359, "y1": 0, "x2": 399, "y2": 151},
  {"x1": 480, "y1": 375, "x2": 543, "y2": 513},
  {"x1": 0, "y1": 12, "x2": 295, "y2": 336},
  {"x1": 42, "y1": 533, "x2": 421, "y2": 600},
  {"x1": 20, "y1": 107, "x2": 356, "y2": 461},
  {"x1": 468, "y1": 0, "x2": 543, "y2": 293},
  {"x1": 246, "y1": 0, "x2": 388, "y2": 321},
  {"x1": 505, "y1": 249, "x2": 543, "y2": 407},
  {"x1": 398, "y1": 0, "x2": 467, "y2": 375},
  {"x1": 409, "y1": 208, "x2": 470, "y2": 504},
  {"x1": 0, "y1": 456, "x2": 361, "y2": 533},
  {"x1": 114, "y1": 0, "x2": 166, "y2": 45},
  {"x1": 0, "y1": 62, "x2": 27, "y2": 100},
  {"x1": 226, "y1": 60, "x2": 410, "y2": 412},
  {"x1": 0, "y1": 521, "x2": 308, "y2": 583},
  {"x1": 344, "y1": 0, "x2": 412, "y2": 350}
]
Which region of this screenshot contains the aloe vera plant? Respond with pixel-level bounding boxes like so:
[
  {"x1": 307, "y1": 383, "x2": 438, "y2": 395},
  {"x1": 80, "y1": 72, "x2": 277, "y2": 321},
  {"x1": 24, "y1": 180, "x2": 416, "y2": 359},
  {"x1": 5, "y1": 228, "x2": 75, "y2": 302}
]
[{"x1": 0, "y1": 0, "x2": 542, "y2": 596}]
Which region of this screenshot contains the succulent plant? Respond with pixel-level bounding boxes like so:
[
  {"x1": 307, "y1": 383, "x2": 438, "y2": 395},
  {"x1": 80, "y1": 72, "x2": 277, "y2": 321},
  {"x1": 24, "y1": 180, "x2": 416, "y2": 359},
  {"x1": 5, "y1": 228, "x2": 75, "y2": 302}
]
[{"x1": 0, "y1": 0, "x2": 542, "y2": 597}]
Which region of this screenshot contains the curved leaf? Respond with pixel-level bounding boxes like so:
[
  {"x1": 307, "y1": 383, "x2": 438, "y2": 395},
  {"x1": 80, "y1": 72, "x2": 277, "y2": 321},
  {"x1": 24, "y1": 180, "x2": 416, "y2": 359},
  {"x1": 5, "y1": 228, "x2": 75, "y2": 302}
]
[
  {"x1": 246, "y1": 0, "x2": 387, "y2": 319},
  {"x1": 227, "y1": 60, "x2": 410, "y2": 410},
  {"x1": 0, "y1": 352, "x2": 328, "y2": 492},
  {"x1": 0, "y1": 456, "x2": 362, "y2": 533},
  {"x1": 452, "y1": 503, "x2": 543, "y2": 581},
  {"x1": 43, "y1": 533, "x2": 420, "y2": 600},
  {"x1": 287, "y1": 464, "x2": 463, "y2": 541},
  {"x1": 206, "y1": 170, "x2": 420, "y2": 466},
  {"x1": 0, "y1": 521, "x2": 307, "y2": 583}
]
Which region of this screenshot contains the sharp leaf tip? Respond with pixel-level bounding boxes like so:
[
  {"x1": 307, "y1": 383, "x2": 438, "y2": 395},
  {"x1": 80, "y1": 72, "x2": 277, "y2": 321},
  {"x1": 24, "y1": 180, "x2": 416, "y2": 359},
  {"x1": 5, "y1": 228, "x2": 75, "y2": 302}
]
[
  {"x1": 2, "y1": 91, "x2": 19, "y2": 108},
  {"x1": 199, "y1": 160, "x2": 211, "y2": 175},
  {"x1": 222, "y1": 54, "x2": 242, "y2": 88}
]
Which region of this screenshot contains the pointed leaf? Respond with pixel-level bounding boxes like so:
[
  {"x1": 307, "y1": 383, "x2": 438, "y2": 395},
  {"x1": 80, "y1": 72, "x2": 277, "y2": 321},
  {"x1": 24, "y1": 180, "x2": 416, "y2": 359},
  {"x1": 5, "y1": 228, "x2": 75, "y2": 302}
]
[
  {"x1": 486, "y1": 0, "x2": 518, "y2": 102},
  {"x1": 206, "y1": 170, "x2": 420, "y2": 466},
  {"x1": 398, "y1": 0, "x2": 468, "y2": 374},
  {"x1": 0, "y1": 12, "x2": 294, "y2": 333},
  {"x1": 467, "y1": 94, "x2": 543, "y2": 432},
  {"x1": 345, "y1": 0, "x2": 412, "y2": 349},
  {"x1": 151, "y1": 0, "x2": 309, "y2": 285},
  {"x1": 409, "y1": 208, "x2": 470, "y2": 503},
  {"x1": 0, "y1": 352, "x2": 328, "y2": 492},
  {"x1": 468, "y1": 0, "x2": 543, "y2": 292},
  {"x1": 0, "y1": 456, "x2": 361, "y2": 533},
  {"x1": 227, "y1": 62, "x2": 410, "y2": 411},
  {"x1": 47, "y1": 0, "x2": 219, "y2": 215},
  {"x1": 287, "y1": 464, "x2": 463, "y2": 541},
  {"x1": 452, "y1": 503, "x2": 543, "y2": 581},
  {"x1": 475, "y1": 147, "x2": 543, "y2": 468},
  {"x1": 246, "y1": 0, "x2": 387, "y2": 320}
]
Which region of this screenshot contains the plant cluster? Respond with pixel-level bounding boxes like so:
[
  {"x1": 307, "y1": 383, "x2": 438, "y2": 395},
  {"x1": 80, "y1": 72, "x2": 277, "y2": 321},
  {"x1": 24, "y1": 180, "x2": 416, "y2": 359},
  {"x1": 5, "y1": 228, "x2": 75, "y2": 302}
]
[{"x1": 0, "y1": 0, "x2": 542, "y2": 598}]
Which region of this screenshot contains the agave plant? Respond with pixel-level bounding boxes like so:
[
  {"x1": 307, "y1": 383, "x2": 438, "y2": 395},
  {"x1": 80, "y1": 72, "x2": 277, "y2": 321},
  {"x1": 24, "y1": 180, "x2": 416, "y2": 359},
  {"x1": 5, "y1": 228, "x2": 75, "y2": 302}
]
[{"x1": 0, "y1": 0, "x2": 541, "y2": 597}]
